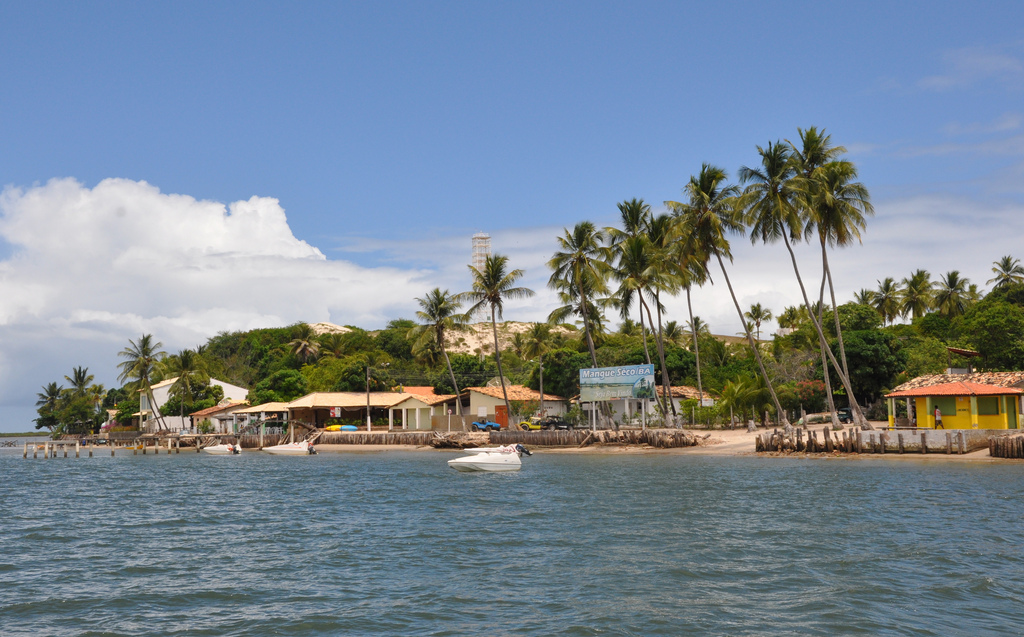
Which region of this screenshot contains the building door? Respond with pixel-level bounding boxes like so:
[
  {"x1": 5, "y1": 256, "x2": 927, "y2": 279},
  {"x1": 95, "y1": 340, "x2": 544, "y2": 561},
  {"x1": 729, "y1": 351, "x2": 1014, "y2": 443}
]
[{"x1": 495, "y1": 405, "x2": 508, "y2": 427}]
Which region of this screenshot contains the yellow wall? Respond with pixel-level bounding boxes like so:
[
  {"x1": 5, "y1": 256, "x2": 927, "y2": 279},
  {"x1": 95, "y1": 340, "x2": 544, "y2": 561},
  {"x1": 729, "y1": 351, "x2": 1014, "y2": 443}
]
[{"x1": 913, "y1": 395, "x2": 1015, "y2": 429}]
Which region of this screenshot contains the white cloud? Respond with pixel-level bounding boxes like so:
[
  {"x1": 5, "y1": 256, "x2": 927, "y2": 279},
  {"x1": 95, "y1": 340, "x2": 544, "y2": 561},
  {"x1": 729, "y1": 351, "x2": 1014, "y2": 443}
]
[
  {"x1": 918, "y1": 45, "x2": 1024, "y2": 91},
  {"x1": 0, "y1": 178, "x2": 432, "y2": 427}
]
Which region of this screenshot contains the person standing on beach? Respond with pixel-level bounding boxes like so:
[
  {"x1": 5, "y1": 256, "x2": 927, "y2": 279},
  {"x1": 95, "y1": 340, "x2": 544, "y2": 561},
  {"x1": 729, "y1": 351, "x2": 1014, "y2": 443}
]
[{"x1": 934, "y1": 406, "x2": 943, "y2": 429}]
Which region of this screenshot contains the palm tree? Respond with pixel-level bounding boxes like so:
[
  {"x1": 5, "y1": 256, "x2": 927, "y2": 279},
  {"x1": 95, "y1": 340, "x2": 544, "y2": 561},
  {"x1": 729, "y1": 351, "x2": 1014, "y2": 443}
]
[
  {"x1": 548, "y1": 222, "x2": 611, "y2": 367},
  {"x1": 161, "y1": 349, "x2": 210, "y2": 423},
  {"x1": 663, "y1": 320, "x2": 685, "y2": 346},
  {"x1": 675, "y1": 245, "x2": 710, "y2": 404},
  {"x1": 464, "y1": 254, "x2": 535, "y2": 420},
  {"x1": 873, "y1": 277, "x2": 901, "y2": 326},
  {"x1": 117, "y1": 334, "x2": 167, "y2": 431},
  {"x1": 643, "y1": 213, "x2": 684, "y2": 419},
  {"x1": 668, "y1": 163, "x2": 790, "y2": 428},
  {"x1": 745, "y1": 303, "x2": 773, "y2": 342},
  {"x1": 409, "y1": 288, "x2": 469, "y2": 416},
  {"x1": 900, "y1": 269, "x2": 933, "y2": 320},
  {"x1": 522, "y1": 323, "x2": 555, "y2": 417},
  {"x1": 934, "y1": 271, "x2": 970, "y2": 318},
  {"x1": 319, "y1": 332, "x2": 347, "y2": 359},
  {"x1": 289, "y1": 323, "x2": 320, "y2": 363},
  {"x1": 740, "y1": 139, "x2": 855, "y2": 428},
  {"x1": 988, "y1": 255, "x2": 1024, "y2": 289},
  {"x1": 853, "y1": 289, "x2": 874, "y2": 305},
  {"x1": 64, "y1": 366, "x2": 94, "y2": 396}
]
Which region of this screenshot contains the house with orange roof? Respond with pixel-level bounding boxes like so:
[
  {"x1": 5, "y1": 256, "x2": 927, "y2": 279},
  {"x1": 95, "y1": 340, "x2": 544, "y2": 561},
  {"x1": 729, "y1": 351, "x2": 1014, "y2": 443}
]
[
  {"x1": 466, "y1": 385, "x2": 567, "y2": 425},
  {"x1": 189, "y1": 400, "x2": 251, "y2": 434},
  {"x1": 885, "y1": 378, "x2": 1023, "y2": 429}
]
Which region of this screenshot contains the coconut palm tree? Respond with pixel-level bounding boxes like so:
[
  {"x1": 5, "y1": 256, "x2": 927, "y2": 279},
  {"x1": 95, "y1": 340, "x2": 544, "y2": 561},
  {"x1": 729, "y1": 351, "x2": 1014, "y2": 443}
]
[
  {"x1": 643, "y1": 213, "x2": 684, "y2": 419},
  {"x1": 740, "y1": 139, "x2": 852, "y2": 427},
  {"x1": 288, "y1": 323, "x2": 320, "y2": 363},
  {"x1": 934, "y1": 271, "x2": 970, "y2": 318},
  {"x1": 117, "y1": 334, "x2": 167, "y2": 431},
  {"x1": 988, "y1": 255, "x2": 1024, "y2": 289},
  {"x1": 745, "y1": 303, "x2": 773, "y2": 342},
  {"x1": 161, "y1": 349, "x2": 210, "y2": 422},
  {"x1": 674, "y1": 245, "x2": 710, "y2": 404},
  {"x1": 900, "y1": 269, "x2": 933, "y2": 320},
  {"x1": 64, "y1": 366, "x2": 94, "y2": 396},
  {"x1": 408, "y1": 288, "x2": 469, "y2": 416},
  {"x1": 319, "y1": 332, "x2": 347, "y2": 359},
  {"x1": 548, "y1": 222, "x2": 611, "y2": 367},
  {"x1": 663, "y1": 320, "x2": 685, "y2": 346},
  {"x1": 522, "y1": 323, "x2": 555, "y2": 417},
  {"x1": 873, "y1": 277, "x2": 901, "y2": 326},
  {"x1": 668, "y1": 163, "x2": 790, "y2": 428},
  {"x1": 853, "y1": 289, "x2": 875, "y2": 305},
  {"x1": 464, "y1": 254, "x2": 535, "y2": 420}
]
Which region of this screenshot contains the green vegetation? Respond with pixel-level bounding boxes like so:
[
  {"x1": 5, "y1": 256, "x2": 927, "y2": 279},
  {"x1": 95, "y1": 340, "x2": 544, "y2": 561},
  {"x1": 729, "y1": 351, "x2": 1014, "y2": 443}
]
[{"x1": 33, "y1": 127, "x2": 1024, "y2": 435}]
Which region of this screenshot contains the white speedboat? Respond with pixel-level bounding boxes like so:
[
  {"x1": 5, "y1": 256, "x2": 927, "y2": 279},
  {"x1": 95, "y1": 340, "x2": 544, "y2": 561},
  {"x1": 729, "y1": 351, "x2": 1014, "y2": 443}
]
[
  {"x1": 202, "y1": 443, "x2": 241, "y2": 455},
  {"x1": 447, "y1": 444, "x2": 532, "y2": 472},
  {"x1": 263, "y1": 440, "x2": 317, "y2": 455}
]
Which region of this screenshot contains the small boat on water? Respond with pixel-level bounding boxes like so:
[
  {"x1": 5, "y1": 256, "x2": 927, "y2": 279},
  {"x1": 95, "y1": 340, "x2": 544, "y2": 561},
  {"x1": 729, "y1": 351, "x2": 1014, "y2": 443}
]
[
  {"x1": 263, "y1": 440, "x2": 317, "y2": 455},
  {"x1": 447, "y1": 444, "x2": 532, "y2": 472},
  {"x1": 202, "y1": 443, "x2": 241, "y2": 455}
]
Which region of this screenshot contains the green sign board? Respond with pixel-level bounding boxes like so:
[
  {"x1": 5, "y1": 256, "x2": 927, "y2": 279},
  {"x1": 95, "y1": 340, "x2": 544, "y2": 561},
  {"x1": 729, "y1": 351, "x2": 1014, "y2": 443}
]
[{"x1": 579, "y1": 364, "x2": 656, "y2": 402}]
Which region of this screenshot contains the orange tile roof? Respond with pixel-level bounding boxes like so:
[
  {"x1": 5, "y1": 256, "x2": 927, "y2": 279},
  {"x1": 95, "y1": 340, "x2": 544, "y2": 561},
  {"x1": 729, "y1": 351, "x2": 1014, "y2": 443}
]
[
  {"x1": 402, "y1": 386, "x2": 437, "y2": 396},
  {"x1": 467, "y1": 385, "x2": 565, "y2": 402},
  {"x1": 892, "y1": 372, "x2": 1024, "y2": 392},
  {"x1": 887, "y1": 381, "x2": 1023, "y2": 398},
  {"x1": 190, "y1": 401, "x2": 249, "y2": 417}
]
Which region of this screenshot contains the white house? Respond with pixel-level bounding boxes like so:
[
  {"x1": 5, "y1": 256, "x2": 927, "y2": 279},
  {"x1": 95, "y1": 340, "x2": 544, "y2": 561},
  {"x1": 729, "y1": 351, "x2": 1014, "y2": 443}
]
[{"x1": 140, "y1": 377, "x2": 249, "y2": 433}]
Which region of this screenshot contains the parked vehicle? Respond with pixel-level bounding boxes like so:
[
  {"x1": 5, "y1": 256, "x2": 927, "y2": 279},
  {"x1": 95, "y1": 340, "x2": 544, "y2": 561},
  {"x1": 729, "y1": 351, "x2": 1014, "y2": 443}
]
[
  {"x1": 519, "y1": 417, "x2": 542, "y2": 431},
  {"x1": 536, "y1": 416, "x2": 574, "y2": 431},
  {"x1": 836, "y1": 408, "x2": 853, "y2": 424},
  {"x1": 470, "y1": 420, "x2": 502, "y2": 432}
]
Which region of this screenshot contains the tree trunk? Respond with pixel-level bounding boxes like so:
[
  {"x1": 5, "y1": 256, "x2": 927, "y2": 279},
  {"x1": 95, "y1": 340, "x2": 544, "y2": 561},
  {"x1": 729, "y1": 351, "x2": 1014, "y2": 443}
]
[
  {"x1": 441, "y1": 346, "x2": 462, "y2": 418},
  {"x1": 716, "y1": 253, "x2": 789, "y2": 428},
  {"x1": 641, "y1": 296, "x2": 672, "y2": 418},
  {"x1": 784, "y1": 234, "x2": 871, "y2": 429},
  {"x1": 686, "y1": 286, "x2": 704, "y2": 403},
  {"x1": 491, "y1": 305, "x2": 512, "y2": 419},
  {"x1": 538, "y1": 361, "x2": 545, "y2": 417},
  {"x1": 822, "y1": 240, "x2": 850, "y2": 378},
  {"x1": 638, "y1": 300, "x2": 651, "y2": 365},
  {"x1": 652, "y1": 290, "x2": 677, "y2": 419}
]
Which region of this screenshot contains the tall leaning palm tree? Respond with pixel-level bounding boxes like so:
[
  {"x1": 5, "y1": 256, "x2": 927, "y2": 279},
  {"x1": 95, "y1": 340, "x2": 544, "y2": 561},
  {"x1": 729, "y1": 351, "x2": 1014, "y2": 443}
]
[
  {"x1": 464, "y1": 254, "x2": 535, "y2": 420},
  {"x1": 988, "y1": 255, "x2": 1024, "y2": 289},
  {"x1": 117, "y1": 334, "x2": 167, "y2": 431},
  {"x1": 668, "y1": 163, "x2": 791, "y2": 428},
  {"x1": 548, "y1": 222, "x2": 611, "y2": 367},
  {"x1": 522, "y1": 323, "x2": 555, "y2": 417},
  {"x1": 934, "y1": 271, "x2": 970, "y2": 318},
  {"x1": 408, "y1": 288, "x2": 469, "y2": 416}
]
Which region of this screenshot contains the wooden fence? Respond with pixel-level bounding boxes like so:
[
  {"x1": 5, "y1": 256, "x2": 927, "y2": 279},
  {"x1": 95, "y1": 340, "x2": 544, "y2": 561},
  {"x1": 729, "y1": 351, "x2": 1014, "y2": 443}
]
[
  {"x1": 990, "y1": 435, "x2": 1024, "y2": 459},
  {"x1": 757, "y1": 426, "x2": 987, "y2": 455},
  {"x1": 491, "y1": 428, "x2": 701, "y2": 448}
]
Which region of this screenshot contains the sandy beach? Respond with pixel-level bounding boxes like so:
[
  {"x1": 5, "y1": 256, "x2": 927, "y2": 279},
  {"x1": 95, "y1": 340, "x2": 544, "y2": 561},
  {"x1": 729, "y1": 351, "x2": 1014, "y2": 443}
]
[{"x1": 312, "y1": 423, "x2": 1005, "y2": 461}]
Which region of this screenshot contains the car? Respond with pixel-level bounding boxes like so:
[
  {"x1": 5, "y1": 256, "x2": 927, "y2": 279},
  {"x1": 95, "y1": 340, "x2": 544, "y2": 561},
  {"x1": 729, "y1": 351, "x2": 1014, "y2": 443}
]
[
  {"x1": 519, "y1": 417, "x2": 542, "y2": 431},
  {"x1": 536, "y1": 416, "x2": 574, "y2": 431},
  {"x1": 836, "y1": 408, "x2": 853, "y2": 424},
  {"x1": 470, "y1": 420, "x2": 502, "y2": 432}
]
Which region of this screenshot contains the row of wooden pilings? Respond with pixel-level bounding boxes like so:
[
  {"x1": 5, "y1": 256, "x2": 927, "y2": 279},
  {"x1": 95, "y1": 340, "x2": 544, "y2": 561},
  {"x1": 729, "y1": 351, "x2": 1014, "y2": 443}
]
[
  {"x1": 23, "y1": 437, "x2": 188, "y2": 458},
  {"x1": 755, "y1": 426, "x2": 973, "y2": 455},
  {"x1": 990, "y1": 435, "x2": 1024, "y2": 459}
]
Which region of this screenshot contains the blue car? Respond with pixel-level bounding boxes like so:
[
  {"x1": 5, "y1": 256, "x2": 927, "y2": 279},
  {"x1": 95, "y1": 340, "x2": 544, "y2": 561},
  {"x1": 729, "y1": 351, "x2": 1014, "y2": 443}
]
[{"x1": 470, "y1": 420, "x2": 502, "y2": 432}]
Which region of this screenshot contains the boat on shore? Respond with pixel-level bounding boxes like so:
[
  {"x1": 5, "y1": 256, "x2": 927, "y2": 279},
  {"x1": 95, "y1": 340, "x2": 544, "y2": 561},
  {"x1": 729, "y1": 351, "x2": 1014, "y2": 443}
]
[
  {"x1": 263, "y1": 440, "x2": 317, "y2": 455},
  {"x1": 202, "y1": 443, "x2": 241, "y2": 455},
  {"x1": 447, "y1": 444, "x2": 531, "y2": 472}
]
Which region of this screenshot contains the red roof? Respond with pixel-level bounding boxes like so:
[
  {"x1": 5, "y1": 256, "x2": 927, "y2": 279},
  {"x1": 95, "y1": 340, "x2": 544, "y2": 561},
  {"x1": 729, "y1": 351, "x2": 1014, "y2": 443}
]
[{"x1": 887, "y1": 381, "x2": 1023, "y2": 398}]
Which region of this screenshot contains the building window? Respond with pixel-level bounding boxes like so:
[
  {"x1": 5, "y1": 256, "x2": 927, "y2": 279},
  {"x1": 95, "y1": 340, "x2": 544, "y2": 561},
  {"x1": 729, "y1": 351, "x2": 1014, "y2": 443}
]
[
  {"x1": 934, "y1": 397, "x2": 956, "y2": 415},
  {"x1": 978, "y1": 396, "x2": 1000, "y2": 416}
]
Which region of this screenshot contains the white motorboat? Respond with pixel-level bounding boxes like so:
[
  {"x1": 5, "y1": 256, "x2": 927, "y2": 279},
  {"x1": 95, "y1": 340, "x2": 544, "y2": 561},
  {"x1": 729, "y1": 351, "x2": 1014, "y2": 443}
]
[
  {"x1": 202, "y1": 443, "x2": 241, "y2": 455},
  {"x1": 447, "y1": 444, "x2": 532, "y2": 472},
  {"x1": 263, "y1": 440, "x2": 317, "y2": 455}
]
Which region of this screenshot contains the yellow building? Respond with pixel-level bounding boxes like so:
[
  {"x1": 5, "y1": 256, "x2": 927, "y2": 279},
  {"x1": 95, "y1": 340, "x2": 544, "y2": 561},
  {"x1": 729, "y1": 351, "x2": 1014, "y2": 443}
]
[{"x1": 886, "y1": 381, "x2": 1022, "y2": 429}]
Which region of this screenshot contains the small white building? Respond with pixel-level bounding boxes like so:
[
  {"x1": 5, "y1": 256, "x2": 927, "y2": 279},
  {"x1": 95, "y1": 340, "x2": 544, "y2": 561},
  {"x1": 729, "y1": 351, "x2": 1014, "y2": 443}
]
[
  {"x1": 140, "y1": 377, "x2": 249, "y2": 433},
  {"x1": 466, "y1": 385, "x2": 567, "y2": 425}
]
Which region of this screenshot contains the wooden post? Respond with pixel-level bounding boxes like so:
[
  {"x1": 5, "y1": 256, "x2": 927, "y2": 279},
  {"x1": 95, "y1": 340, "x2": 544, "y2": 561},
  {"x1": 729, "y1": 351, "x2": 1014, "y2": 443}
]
[
  {"x1": 111, "y1": 444, "x2": 115, "y2": 457},
  {"x1": 958, "y1": 432, "x2": 966, "y2": 455},
  {"x1": 797, "y1": 428, "x2": 803, "y2": 452},
  {"x1": 63, "y1": 444, "x2": 68, "y2": 458},
  {"x1": 23, "y1": 442, "x2": 28, "y2": 459},
  {"x1": 880, "y1": 433, "x2": 887, "y2": 454},
  {"x1": 75, "y1": 441, "x2": 80, "y2": 458},
  {"x1": 898, "y1": 433, "x2": 905, "y2": 454},
  {"x1": 33, "y1": 444, "x2": 38, "y2": 459},
  {"x1": 946, "y1": 432, "x2": 952, "y2": 454},
  {"x1": 921, "y1": 432, "x2": 927, "y2": 454},
  {"x1": 134, "y1": 439, "x2": 138, "y2": 455},
  {"x1": 44, "y1": 442, "x2": 49, "y2": 459},
  {"x1": 175, "y1": 439, "x2": 180, "y2": 454}
]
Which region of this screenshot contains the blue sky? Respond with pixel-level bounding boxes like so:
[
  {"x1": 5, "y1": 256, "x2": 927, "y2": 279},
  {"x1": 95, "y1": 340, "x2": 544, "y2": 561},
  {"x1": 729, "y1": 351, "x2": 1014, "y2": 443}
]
[{"x1": 1, "y1": 2, "x2": 1023, "y2": 428}]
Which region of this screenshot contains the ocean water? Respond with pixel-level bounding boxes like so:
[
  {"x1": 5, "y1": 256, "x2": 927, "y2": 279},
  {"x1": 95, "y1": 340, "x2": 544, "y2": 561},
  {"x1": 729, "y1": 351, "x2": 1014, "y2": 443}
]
[{"x1": 2, "y1": 442, "x2": 1023, "y2": 636}]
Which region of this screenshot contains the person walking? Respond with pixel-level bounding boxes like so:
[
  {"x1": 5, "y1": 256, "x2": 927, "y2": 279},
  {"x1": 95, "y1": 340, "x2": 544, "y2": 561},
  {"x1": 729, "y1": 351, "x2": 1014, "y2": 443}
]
[{"x1": 934, "y1": 406, "x2": 943, "y2": 429}]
